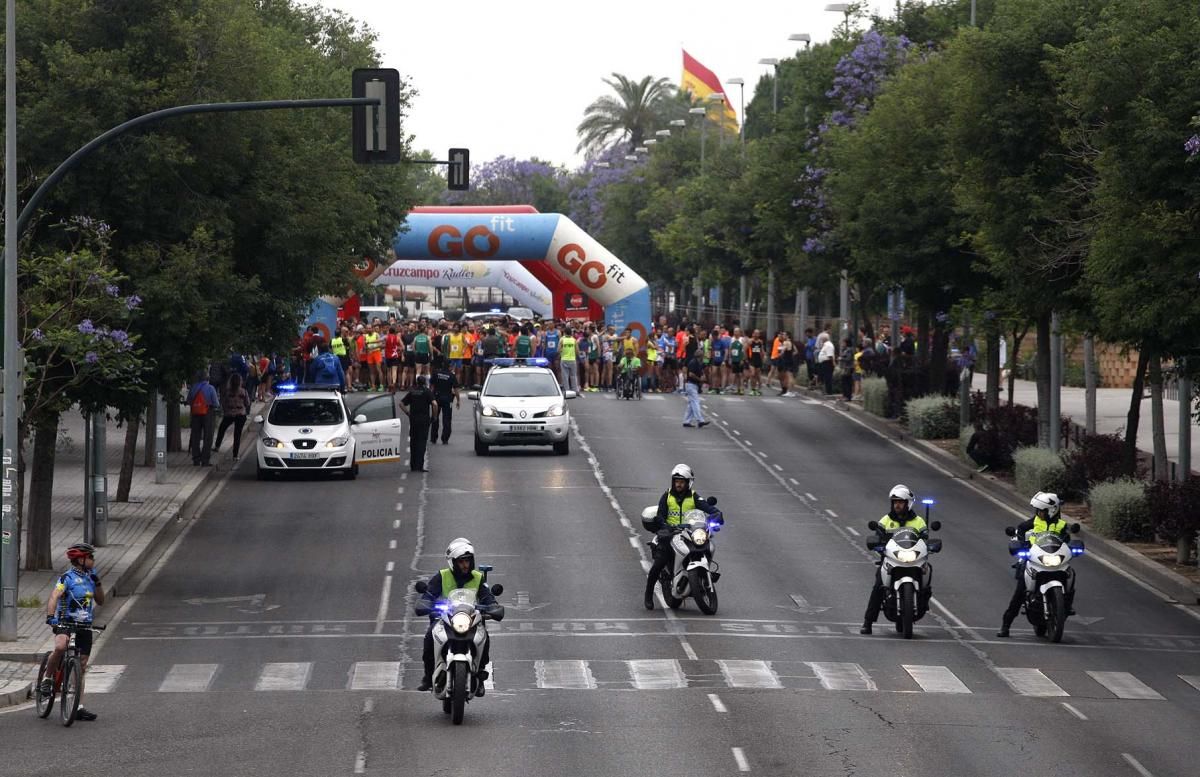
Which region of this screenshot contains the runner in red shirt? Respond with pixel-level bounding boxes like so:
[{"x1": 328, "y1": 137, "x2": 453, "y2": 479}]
[{"x1": 385, "y1": 326, "x2": 402, "y2": 393}]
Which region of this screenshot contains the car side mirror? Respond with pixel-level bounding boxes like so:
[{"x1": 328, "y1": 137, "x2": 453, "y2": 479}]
[
  {"x1": 706, "y1": 496, "x2": 718, "y2": 506},
  {"x1": 867, "y1": 521, "x2": 879, "y2": 532},
  {"x1": 414, "y1": 581, "x2": 428, "y2": 594},
  {"x1": 467, "y1": 391, "x2": 480, "y2": 400},
  {"x1": 353, "y1": 414, "x2": 367, "y2": 424},
  {"x1": 1004, "y1": 526, "x2": 1017, "y2": 537},
  {"x1": 1070, "y1": 523, "x2": 1081, "y2": 534},
  {"x1": 253, "y1": 414, "x2": 264, "y2": 424},
  {"x1": 930, "y1": 520, "x2": 941, "y2": 532},
  {"x1": 490, "y1": 584, "x2": 504, "y2": 596},
  {"x1": 564, "y1": 390, "x2": 578, "y2": 399}
]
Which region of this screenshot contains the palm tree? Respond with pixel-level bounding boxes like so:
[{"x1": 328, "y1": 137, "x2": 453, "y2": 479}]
[{"x1": 576, "y1": 74, "x2": 677, "y2": 154}]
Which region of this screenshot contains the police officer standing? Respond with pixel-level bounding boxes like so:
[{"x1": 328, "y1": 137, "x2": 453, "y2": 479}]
[
  {"x1": 400, "y1": 375, "x2": 438, "y2": 472},
  {"x1": 429, "y1": 356, "x2": 460, "y2": 445}
]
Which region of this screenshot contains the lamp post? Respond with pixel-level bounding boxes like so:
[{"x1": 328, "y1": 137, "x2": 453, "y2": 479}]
[
  {"x1": 688, "y1": 106, "x2": 707, "y2": 170},
  {"x1": 758, "y1": 58, "x2": 780, "y2": 116},
  {"x1": 789, "y1": 32, "x2": 811, "y2": 49},
  {"x1": 825, "y1": 3, "x2": 852, "y2": 36},
  {"x1": 726, "y1": 77, "x2": 745, "y2": 155}
]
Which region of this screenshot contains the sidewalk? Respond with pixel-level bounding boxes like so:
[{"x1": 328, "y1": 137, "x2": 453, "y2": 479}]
[{"x1": 0, "y1": 405, "x2": 255, "y2": 707}]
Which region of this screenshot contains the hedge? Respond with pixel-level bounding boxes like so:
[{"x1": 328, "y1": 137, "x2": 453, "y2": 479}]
[
  {"x1": 863, "y1": 377, "x2": 888, "y2": 417},
  {"x1": 1088, "y1": 478, "x2": 1150, "y2": 541},
  {"x1": 1013, "y1": 446, "x2": 1069, "y2": 497},
  {"x1": 905, "y1": 395, "x2": 960, "y2": 439}
]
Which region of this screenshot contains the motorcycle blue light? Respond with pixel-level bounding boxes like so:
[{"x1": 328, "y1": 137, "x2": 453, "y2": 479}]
[
  {"x1": 1017, "y1": 550, "x2": 1030, "y2": 558},
  {"x1": 1071, "y1": 547, "x2": 1085, "y2": 555},
  {"x1": 921, "y1": 498, "x2": 936, "y2": 505}
]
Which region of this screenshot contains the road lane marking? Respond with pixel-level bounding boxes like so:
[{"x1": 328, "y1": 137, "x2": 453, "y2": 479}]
[
  {"x1": 535, "y1": 659, "x2": 596, "y2": 689},
  {"x1": 628, "y1": 536, "x2": 640, "y2": 548},
  {"x1": 996, "y1": 668, "x2": 1068, "y2": 697},
  {"x1": 1087, "y1": 671, "x2": 1164, "y2": 700},
  {"x1": 1122, "y1": 753, "x2": 1156, "y2": 777},
  {"x1": 388, "y1": 539, "x2": 397, "y2": 549},
  {"x1": 629, "y1": 659, "x2": 687, "y2": 689},
  {"x1": 159, "y1": 664, "x2": 219, "y2": 692},
  {"x1": 732, "y1": 747, "x2": 750, "y2": 772},
  {"x1": 846, "y1": 526, "x2": 860, "y2": 536},
  {"x1": 363, "y1": 697, "x2": 374, "y2": 713},
  {"x1": 386, "y1": 561, "x2": 394, "y2": 572},
  {"x1": 396, "y1": 486, "x2": 404, "y2": 494},
  {"x1": 1061, "y1": 702, "x2": 1088, "y2": 720},
  {"x1": 805, "y1": 492, "x2": 816, "y2": 501},
  {"x1": 374, "y1": 575, "x2": 393, "y2": 634},
  {"x1": 903, "y1": 665, "x2": 970, "y2": 694},
  {"x1": 773, "y1": 464, "x2": 783, "y2": 471},
  {"x1": 393, "y1": 519, "x2": 400, "y2": 529},
  {"x1": 825, "y1": 509, "x2": 838, "y2": 518},
  {"x1": 84, "y1": 665, "x2": 126, "y2": 693},
  {"x1": 354, "y1": 751, "x2": 366, "y2": 774},
  {"x1": 733, "y1": 430, "x2": 742, "y2": 436},
  {"x1": 1181, "y1": 675, "x2": 1200, "y2": 692},
  {"x1": 255, "y1": 662, "x2": 312, "y2": 691},
  {"x1": 790, "y1": 478, "x2": 799, "y2": 486},
  {"x1": 349, "y1": 662, "x2": 402, "y2": 690},
  {"x1": 708, "y1": 693, "x2": 727, "y2": 712},
  {"x1": 717, "y1": 660, "x2": 781, "y2": 689},
  {"x1": 395, "y1": 502, "x2": 403, "y2": 511},
  {"x1": 808, "y1": 662, "x2": 876, "y2": 691}
]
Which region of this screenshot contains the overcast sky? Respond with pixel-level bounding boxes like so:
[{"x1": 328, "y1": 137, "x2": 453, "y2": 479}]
[{"x1": 315, "y1": 0, "x2": 890, "y2": 170}]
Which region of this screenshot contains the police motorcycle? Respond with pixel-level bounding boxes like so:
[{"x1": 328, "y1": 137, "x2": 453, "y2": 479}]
[
  {"x1": 865, "y1": 499, "x2": 942, "y2": 639},
  {"x1": 641, "y1": 501, "x2": 725, "y2": 614},
  {"x1": 414, "y1": 567, "x2": 504, "y2": 725},
  {"x1": 1005, "y1": 523, "x2": 1084, "y2": 643}
]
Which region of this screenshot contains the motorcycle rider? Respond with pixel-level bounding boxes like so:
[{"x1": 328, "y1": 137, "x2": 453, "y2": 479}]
[
  {"x1": 644, "y1": 463, "x2": 720, "y2": 610},
  {"x1": 997, "y1": 491, "x2": 1074, "y2": 638},
  {"x1": 860, "y1": 485, "x2": 929, "y2": 635},
  {"x1": 416, "y1": 538, "x2": 503, "y2": 693}
]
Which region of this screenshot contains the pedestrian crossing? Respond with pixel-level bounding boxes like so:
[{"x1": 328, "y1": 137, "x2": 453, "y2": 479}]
[{"x1": 80, "y1": 660, "x2": 1200, "y2": 701}]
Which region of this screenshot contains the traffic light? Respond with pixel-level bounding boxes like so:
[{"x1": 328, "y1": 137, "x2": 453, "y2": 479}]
[
  {"x1": 352, "y1": 68, "x2": 401, "y2": 164},
  {"x1": 448, "y1": 148, "x2": 470, "y2": 191}
]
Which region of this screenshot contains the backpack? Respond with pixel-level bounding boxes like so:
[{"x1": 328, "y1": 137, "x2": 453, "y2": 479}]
[
  {"x1": 190, "y1": 386, "x2": 210, "y2": 416},
  {"x1": 315, "y1": 352, "x2": 340, "y2": 382}
]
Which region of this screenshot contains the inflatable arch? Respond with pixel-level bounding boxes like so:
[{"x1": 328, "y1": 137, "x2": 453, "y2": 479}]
[
  {"x1": 375, "y1": 259, "x2": 553, "y2": 317},
  {"x1": 397, "y1": 206, "x2": 652, "y2": 344}
]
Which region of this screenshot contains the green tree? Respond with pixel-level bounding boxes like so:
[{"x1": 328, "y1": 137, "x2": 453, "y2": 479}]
[{"x1": 576, "y1": 74, "x2": 677, "y2": 154}]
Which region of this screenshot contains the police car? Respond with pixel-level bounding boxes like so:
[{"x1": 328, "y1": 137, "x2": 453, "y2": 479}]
[
  {"x1": 469, "y1": 358, "x2": 575, "y2": 456},
  {"x1": 254, "y1": 384, "x2": 403, "y2": 480}
]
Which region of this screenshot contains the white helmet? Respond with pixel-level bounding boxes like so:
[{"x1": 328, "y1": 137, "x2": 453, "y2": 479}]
[
  {"x1": 888, "y1": 484, "x2": 915, "y2": 513},
  {"x1": 670, "y1": 463, "x2": 694, "y2": 490},
  {"x1": 1030, "y1": 492, "x2": 1061, "y2": 520},
  {"x1": 446, "y1": 537, "x2": 475, "y2": 571}
]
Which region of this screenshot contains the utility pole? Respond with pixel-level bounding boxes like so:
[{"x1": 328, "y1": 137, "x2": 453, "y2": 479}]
[
  {"x1": 2, "y1": 0, "x2": 20, "y2": 640},
  {"x1": 1049, "y1": 312, "x2": 1062, "y2": 452}
]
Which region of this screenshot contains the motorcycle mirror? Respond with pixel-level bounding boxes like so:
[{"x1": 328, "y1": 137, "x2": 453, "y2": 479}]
[
  {"x1": 490, "y1": 583, "x2": 504, "y2": 596},
  {"x1": 867, "y1": 520, "x2": 879, "y2": 532},
  {"x1": 1070, "y1": 523, "x2": 1081, "y2": 534},
  {"x1": 414, "y1": 581, "x2": 428, "y2": 594},
  {"x1": 930, "y1": 520, "x2": 942, "y2": 531},
  {"x1": 865, "y1": 538, "x2": 879, "y2": 551},
  {"x1": 706, "y1": 496, "x2": 718, "y2": 506},
  {"x1": 927, "y1": 539, "x2": 943, "y2": 554},
  {"x1": 1004, "y1": 526, "x2": 1016, "y2": 537}
]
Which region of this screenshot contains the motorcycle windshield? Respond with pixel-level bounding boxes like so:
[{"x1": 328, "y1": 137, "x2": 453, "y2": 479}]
[
  {"x1": 683, "y1": 510, "x2": 708, "y2": 530},
  {"x1": 446, "y1": 588, "x2": 477, "y2": 613},
  {"x1": 891, "y1": 528, "x2": 920, "y2": 549},
  {"x1": 1032, "y1": 533, "x2": 1063, "y2": 553}
]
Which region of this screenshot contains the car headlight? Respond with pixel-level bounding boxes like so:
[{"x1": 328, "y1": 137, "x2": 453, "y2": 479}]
[
  {"x1": 481, "y1": 406, "x2": 497, "y2": 417},
  {"x1": 1041, "y1": 553, "x2": 1062, "y2": 567},
  {"x1": 546, "y1": 404, "x2": 565, "y2": 417},
  {"x1": 451, "y1": 612, "x2": 472, "y2": 634},
  {"x1": 260, "y1": 437, "x2": 285, "y2": 449},
  {"x1": 691, "y1": 528, "x2": 709, "y2": 545},
  {"x1": 325, "y1": 436, "x2": 350, "y2": 448},
  {"x1": 895, "y1": 549, "x2": 919, "y2": 563}
]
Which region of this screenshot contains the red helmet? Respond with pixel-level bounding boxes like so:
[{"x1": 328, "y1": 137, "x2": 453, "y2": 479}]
[{"x1": 66, "y1": 542, "x2": 95, "y2": 562}]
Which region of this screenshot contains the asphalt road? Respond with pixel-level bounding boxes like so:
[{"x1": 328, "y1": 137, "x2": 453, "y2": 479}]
[{"x1": 2, "y1": 389, "x2": 1198, "y2": 777}]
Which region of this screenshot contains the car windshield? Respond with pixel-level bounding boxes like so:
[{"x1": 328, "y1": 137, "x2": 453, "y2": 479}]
[
  {"x1": 484, "y1": 372, "x2": 561, "y2": 398},
  {"x1": 268, "y1": 398, "x2": 345, "y2": 426}
]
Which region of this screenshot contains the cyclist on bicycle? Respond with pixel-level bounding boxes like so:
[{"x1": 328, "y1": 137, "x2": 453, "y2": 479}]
[{"x1": 42, "y1": 542, "x2": 105, "y2": 721}]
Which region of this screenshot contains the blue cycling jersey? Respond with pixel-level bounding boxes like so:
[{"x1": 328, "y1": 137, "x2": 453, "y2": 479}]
[
  {"x1": 544, "y1": 331, "x2": 559, "y2": 354},
  {"x1": 54, "y1": 567, "x2": 98, "y2": 623}
]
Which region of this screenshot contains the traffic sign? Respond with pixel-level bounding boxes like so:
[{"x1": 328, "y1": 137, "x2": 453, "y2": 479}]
[
  {"x1": 352, "y1": 68, "x2": 401, "y2": 164},
  {"x1": 448, "y1": 148, "x2": 470, "y2": 190}
]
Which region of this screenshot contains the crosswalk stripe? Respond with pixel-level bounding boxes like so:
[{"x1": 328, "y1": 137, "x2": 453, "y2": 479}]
[
  {"x1": 535, "y1": 660, "x2": 596, "y2": 689},
  {"x1": 762, "y1": 398, "x2": 783, "y2": 404},
  {"x1": 1179, "y1": 675, "x2": 1200, "y2": 693},
  {"x1": 808, "y1": 662, "x2": 876, "y2": 691},
  {"x1": 255, "y1": 662, "x2": 313, "y2": 691},
  {"x1": 83, "y1": 665, "x2": 126, "y2": 694},
  {"x1": 996, "y1": 668, "x2": 1068, "y2": 697},
  {"x1": 159, "y1": 663, "x2": 219, "y2": 693},
  {"x1": 903, "y1": 665, "x2": 971, "y2": 694},
  {"x1": 629, "y1": 659, "x2": 687, "y2": 689},
  {"x1": 349, "y1": 661, "x2": 402, "y2": 690},
  {"x1": 717, "y1": 660, "x2": 782, "y2": 689},
  {"x1": 1087, "y1": 671, "x2": 1164, "y2": 700}
]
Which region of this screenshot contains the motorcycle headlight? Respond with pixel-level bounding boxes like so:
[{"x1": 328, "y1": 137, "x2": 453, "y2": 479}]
[
  {"x1": 260, "y1": 437, "x2": 285, "y2": 449},
  {"x1": 481, "y1": 406, "x2": 497, "y2": 417},
  {"x1": 691, "y1": 528, "x2": 709, "y2": 545},
  {"x1": 895, "y1": 549, "x2": 918, "y2": 563},
  {"x1": 1041, "y1": 553, "x2": 1062, "y2": 567},
  {"x1": 451, "y1": 612, "x2": 472, "y2": 634},
  {"x1": 325, "y1": 436, "x2": 350, "y2": 448},
  {"x1": 546, "y1": 404, "x2": 565, "y2": 417}
]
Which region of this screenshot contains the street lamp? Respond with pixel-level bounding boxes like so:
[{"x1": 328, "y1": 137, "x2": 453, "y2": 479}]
[
  {"x1": 655, "y1": 129, "x2": 672, "y2": 137},
  {"x1": 644, "y1": 138, "x2": 657, "y2": 146},
  {"x1": 758, "y1": 57, "x2": 779, "y2": 116},
  {"x1": 669, "y1": 119, "x2": 687, "y2": 128},
  {"x1": 688, "y1": 106, "x2": 708, "y2": 169},
  {"x1": 726, "y1": 77, "x2": 745, "y2": 153},
  {"x1": 825, "y1": 3, "x2": 852, "y2": 35},
  {"x1": 634, "y1": 146, "x2": 649, "y2": 153},
  {"x1": 789, "y1": 33, "x2": 811, "y2": 49},
  {"x1": 594, "y1": 161, "x2": 611, "y2": 169}
]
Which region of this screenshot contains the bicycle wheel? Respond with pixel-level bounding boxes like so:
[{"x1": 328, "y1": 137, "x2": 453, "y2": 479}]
[
  {"x1": 35, "y1": 652, "x2": 54, "y2": 719},
  {"x1": 60, "y1": 654, "x2": 81, "y2": 727}
]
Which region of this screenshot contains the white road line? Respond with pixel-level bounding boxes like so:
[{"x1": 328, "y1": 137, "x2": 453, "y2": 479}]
[
  {"x1": 1180, "y1": 675, "x2": 1200, "y2": 692},
  {"x1": 400, "y1": 472, "x2": 407, "y2": 480},
  {"x1": 825, "y1": 509, "x2": 838, "y2": 518},
  {"x1": 807, "y1": 662, "x2": 876, "y2": 691},
  {"x1": 385, "y1": 561, "x2": 394, "y2": 572},
  {"x1": 717, "y1": 660, "x2": 782, "y2": 689},
  {"x1": 374, "y1": 575, "x2": 392, "y2": 634},
  {"x1": 393, "y1": 519, "x2": 400, "y2": 529},
  {"x1": 903, "y1": 665, "x2": 970, "y2": 694},
  {"x1": 254, "y1": 662, "x2": 312, "y2": 691},
  {"x1": 395, "y1": 502, "x2": 403, "y2": 511},
  {"x1": 1122, "y1": 753, "x2": 1156, "y2": 777},
  {"x1": 846, "y1": 526, "x2": 860, "y2": 536},
  {"x1": 711, "y1": 412, "x2": 720, "y2": 418},
  {"x1": 733, "y1": 430, "x2": 742, "y2": 436},
  {"x1": 789, "y1": 478, "x2": 799, "y2": 486},
  {"x1": 396, "y1": 486, "x2": 404, "y2": 494},
  {"x1": 628, "y1": 536, "x2": 640, "y2": 548},
  {"x1": 773, "y1": 464, "x2": 783, "y2": 471},
  {"x1": 629, "y1": 659, "x2": 687, "y2": 689},
  {"x1": 1087, "y1": 671, "x2": 1164, "y2": 700},
  {"x1": 363, "y1": 697, "x2": 374, "y2": 713},
  {"x1": 349, "y1": 661, "x2": 402, "y2": 690},
  {"x1": 354, "y1": 751, "x2": 366, "y2": 774},
  {"x1": 83, "y1": 665, "x2": 126, "y2": 694},
  {"x1": 996, "y1": 668, "x2": 1068, "y2": 697},
  {"x1": 805, "y1": 492, "x2": 817, "y2": 501},
  {"x1": 535, "y1": 659, "x2": 596, "y2": 689},
  {"x1": 1061, "y1": 702, "x2": 1088, "y2": 721},
  {"x1": 745, "y1": 440, "x2": 753, "y2": 446},
  {"x1": 159, "y1": 663, "x2": 219, "y2": 693},
  {"x1": 732, "y1": 747, "x2": 750, "y2": 772},
  {"x1": 708, "y1": 693, "x2": 728, "y2": 713},
  {"x1": 929, "y1": 597, "x2": 985, "y2": 643}
]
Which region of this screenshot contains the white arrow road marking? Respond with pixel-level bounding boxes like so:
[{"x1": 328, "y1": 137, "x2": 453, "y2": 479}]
[{"x1": 777, "y1": 593, "x2": 830, "y2": 615}]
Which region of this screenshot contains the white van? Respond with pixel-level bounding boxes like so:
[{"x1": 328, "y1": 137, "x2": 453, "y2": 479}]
[
  {"x1": 357, "y1": 306, "x2": 399, "y2": 324},
  {"x1": 418, "y1": 308, "x2": 446, "y2": 322}
]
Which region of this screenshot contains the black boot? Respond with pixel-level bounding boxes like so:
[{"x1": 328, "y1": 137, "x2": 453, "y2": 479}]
[
  {"x1": 476, "y1": 669, "x2": 489, "y2": 697},
  {"x1": 859, "y1": 623, "x2": 872, "y2": 635},
  {"x1": 644, "y1": 584, "x2": 655, "y2": 611},
  {"x1": 417, "y1": 675, "x2": 433, "y2": 692},
  {"x1": 996, "y1": 623, "x2": 1011, "y2": 638}
]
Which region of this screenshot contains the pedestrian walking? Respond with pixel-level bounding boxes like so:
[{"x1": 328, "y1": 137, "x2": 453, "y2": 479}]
[
  {"x1": 214, "y1": 373, "x2": 251, "y2": 461},
  {"x1": 400, "y1": 375, "x2": 437, "y2": 472},
  {"x1": 681, "y1": 347, "x2": 710, "y2": 428},
  {"x1": 429, "y1": 356, "x2": 460, "y2": 445},
  {"x1": 186, "y1": 370, "x2": 220, "y2": 466}
]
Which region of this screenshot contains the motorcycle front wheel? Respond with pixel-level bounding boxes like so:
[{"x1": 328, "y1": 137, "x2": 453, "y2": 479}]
[
  {"x1": 451, "y1": 663, "x2": 468, "y2": 725},
  {"x1": 1046, "y1": 588, "x2": 1066, "y2": 643},
  {"x1": 690, "y1": 569, "x2": 718, "y2": 615},
  {"x1": 899, "y1": 585, "x2": 915, "y2": 640},
  {"x1": 661, "y1": 574, "x2": 683, "y2": 610}
]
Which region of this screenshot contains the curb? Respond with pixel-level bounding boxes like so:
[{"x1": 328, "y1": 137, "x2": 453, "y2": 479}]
[
  {"x1": 0, "y1": 680, "x2": 31, "y2": 707},
  {"x1": 806, "y1": 386, "x2": 1200, "y2": 606}
]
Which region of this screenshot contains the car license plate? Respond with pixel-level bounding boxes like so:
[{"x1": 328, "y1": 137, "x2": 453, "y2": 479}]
[
  {"x1": 290, "y1": 452, "x2": 320, "y2": 460},
  {"x1": 509, "y1": 425, "x2": 540, "y2": 432}
]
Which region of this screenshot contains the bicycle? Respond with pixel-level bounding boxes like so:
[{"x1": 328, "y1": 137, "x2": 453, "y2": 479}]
[{"x1": 35, "y1": 622, "x2": 105, "y2": 726}]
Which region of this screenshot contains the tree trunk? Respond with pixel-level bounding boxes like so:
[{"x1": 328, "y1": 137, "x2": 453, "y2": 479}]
[
  {"x1": 929, "y1": 325, "x2": 949, "y2": 396},
  {"x1": 1083, "y1": 335, "x2": 1097, "y2": 435},
  {"x1": 143, "y1": 396, "x2": 157, "y2": 467},
  {"x1": 167, "y1": 387, "x2": 182, "y2": 452},
  {"x1": 986, "y1": 327, "x2": 1000, "y2": 410},
  {"x1": 23, "y1": 415, "x2": 60, "y2": 571},
  {"x1": 1122, "y1": 350, "x2": 1150, "y2": 477},
  {"x1": 917, "y1": 309, "x2": 931, "y2": 373},
  {"x1": 1178, "y1": 534, "x2": 1195, "y2": 566},
  {"x1": 1036, "y1": 313, "x2": 1052, "y2": 447},
  {"x1": 1008, "y1": 324, "x2": 1028, "y2": 407},
  {"x1": 116, "y1": 413, "x2": 141, "y2": 502},
  {"x1": 1149, "y1": 356, "x2": 1168, "y2": 482}
]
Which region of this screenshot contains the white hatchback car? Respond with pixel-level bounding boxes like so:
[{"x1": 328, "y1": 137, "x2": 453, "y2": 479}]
[
  {"x1": 254, "y1": 385, "x2": 403, "y2": 479},
  {"x1": 470, "y1": 359, "x2": 575, "y2": 456}
]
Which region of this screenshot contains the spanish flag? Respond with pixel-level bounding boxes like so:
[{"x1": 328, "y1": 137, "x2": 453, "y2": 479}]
[{"x1": 681, "y1": 49, "x2": 739, "y2": 133}]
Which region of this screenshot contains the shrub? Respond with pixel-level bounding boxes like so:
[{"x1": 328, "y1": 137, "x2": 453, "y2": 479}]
[
  {"x1": 1062, "y1": 433, "x2": 1128, "y2": 496},
  {"x1": 794, "y1": 363, "x2": 810, "y2": 386},
  {"x1": 863, "y1": 377, "x2": 888, "y2": 416},
  {"x1": 966, "y1": 391, "x2": 1041, "y2": 470},
  {"x1": 1146, "y1": 478, "x2": 1200, "y2": 545},
  {"x1": 1088, "y1": 478, "x2": 1150, "y2": 541},
  {"x1": 906, "y1": 395, "x2": 960, "y2": 439},
  {"x1": 1014, "y1": 446, "x2": 1069, "y2": 496}
]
